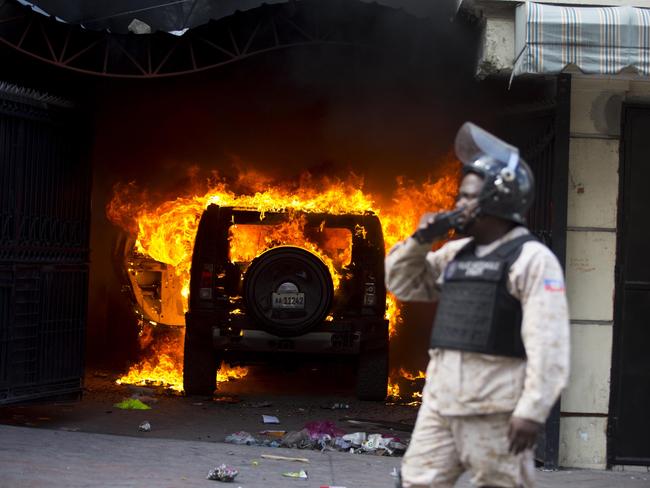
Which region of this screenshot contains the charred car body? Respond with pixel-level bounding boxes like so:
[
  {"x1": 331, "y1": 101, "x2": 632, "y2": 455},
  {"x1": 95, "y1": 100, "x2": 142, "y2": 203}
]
[{"x1": 183, "y1": 205, "x2": 389, "y2": 400}]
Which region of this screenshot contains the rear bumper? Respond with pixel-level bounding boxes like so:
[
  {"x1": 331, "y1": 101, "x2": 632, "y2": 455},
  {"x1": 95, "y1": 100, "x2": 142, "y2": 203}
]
[
  {"x1": 186, "y1": 311, "x2": 387, "y2": 355},
  {"x1": 212, "y1": 328, "x2": 362, "y2": 354}
]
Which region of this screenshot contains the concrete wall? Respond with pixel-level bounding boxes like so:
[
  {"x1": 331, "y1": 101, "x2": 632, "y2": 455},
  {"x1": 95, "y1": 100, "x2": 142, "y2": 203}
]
[
  {"x1": 476, "y1": 14, "x2": 515, "y2": 77},
  {"x1": 561, "y1": 77, "x2": 650, "y2": 469}
]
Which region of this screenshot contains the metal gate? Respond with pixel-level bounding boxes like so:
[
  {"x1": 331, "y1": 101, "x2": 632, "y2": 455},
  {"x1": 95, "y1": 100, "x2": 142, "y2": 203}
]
[
  {"x1": 0, "y1": 82, "x2": 90, "y2": 404},
  {"x1": 495, "y1": 74, "x2": 571, "y2": 469}
]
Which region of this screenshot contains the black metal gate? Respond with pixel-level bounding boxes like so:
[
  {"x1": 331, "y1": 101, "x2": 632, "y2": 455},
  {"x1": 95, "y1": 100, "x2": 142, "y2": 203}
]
[
  {"x1": 0, "y1": 82, "x2": 90, "y2": 404},
  {"x1": 494, "y1": 74, "x2": 571, "y2": 469},
  {"x1": 609, "y1": 104, "x2": 650, "y2": 466}
]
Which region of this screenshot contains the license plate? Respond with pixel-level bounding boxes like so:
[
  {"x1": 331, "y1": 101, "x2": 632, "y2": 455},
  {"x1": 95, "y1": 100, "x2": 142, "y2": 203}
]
[{"x1": 272, "y1": 292, "x2": 305, "y2": 309}]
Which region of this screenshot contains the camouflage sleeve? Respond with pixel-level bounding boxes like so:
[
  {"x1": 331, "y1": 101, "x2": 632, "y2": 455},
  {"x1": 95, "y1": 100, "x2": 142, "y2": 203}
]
[
  {"x1": 512, "y1": 243, "x2": 571, "y2": 424},
  {"x1": 384, "y1": 237, "x2": 445, "y2": 303}
]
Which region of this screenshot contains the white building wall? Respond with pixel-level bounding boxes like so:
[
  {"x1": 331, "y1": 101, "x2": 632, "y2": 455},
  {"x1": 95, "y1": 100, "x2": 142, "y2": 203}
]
[
  {"x1": 560, "y1": 77, "x2": 621, "y2": 468},
  {"x1": 561, "y1": 77, "x2": 650, "y2": 469}
]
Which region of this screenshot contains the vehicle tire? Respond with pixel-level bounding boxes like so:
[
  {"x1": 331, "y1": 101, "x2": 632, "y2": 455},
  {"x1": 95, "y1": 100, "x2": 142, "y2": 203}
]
[
  {"x1": 356, "y1": 347, "x2": 389, "y2": 401},
  {"x1": 243, "y1": 246, "x2": 333, "y2": 337},
  {"x1": 183, "y1": 318, "x2": 218, "y2": 396}
]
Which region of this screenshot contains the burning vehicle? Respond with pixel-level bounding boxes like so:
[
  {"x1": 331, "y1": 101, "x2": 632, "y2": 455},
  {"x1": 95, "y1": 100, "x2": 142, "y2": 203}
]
[
  {"x1": 115, "y1": 206, "x2": 388, "y2": 399},
  {"x1": 183, "y1": 206, "x2": 388, "y2": 400},
  {"x1": 108, "y1": 170, "x2": 459, "y2": 400}
]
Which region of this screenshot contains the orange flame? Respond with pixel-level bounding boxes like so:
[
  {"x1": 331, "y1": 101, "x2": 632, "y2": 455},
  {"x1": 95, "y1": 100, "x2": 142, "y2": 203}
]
[
  {"x1": 387, "y1": 380, "x2": 400, "y2": 399},
  {"x1": 384, "y1": 368, "x2": 428, "y2": 403},
  {"x1": 108, "y1": 163, "x2": 459, "y2": 392},
  {"x1": 400, "y1": 368, "x2": 426, "y2": 381},
  {"x1": 229, "y1": 215, "x2": 352, "y2": 290},
  {"x1": 115, "y1": 329, "x2": 248, "y2": 392}
]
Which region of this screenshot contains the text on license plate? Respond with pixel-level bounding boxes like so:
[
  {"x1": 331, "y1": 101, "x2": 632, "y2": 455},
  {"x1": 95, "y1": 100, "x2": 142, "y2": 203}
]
[{"x1": 272, "y1": 292, "x2": 305, "y2": 309}]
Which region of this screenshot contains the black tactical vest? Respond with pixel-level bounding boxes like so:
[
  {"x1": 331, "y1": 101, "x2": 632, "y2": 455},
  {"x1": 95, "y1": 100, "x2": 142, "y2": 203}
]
[{"x1": 430, "y1": 234, "x2": 537, "y2": 358}]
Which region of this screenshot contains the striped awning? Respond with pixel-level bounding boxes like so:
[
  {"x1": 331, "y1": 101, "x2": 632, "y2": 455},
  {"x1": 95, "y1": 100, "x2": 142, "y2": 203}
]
[{"x1": 514, "y1": 2, "x2": 650, "y2": 76}]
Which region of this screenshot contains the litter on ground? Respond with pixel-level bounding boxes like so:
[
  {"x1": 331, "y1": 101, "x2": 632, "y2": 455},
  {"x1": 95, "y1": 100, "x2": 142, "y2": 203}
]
[
  {"x1": 224, "y1": 431, "x2": 257, "y2": 445},
  {"x1": 282, "y1": 470, "x2": 308, "y2": 479},
  {"x1": 259, "y1": 430, "x2": 286, "y2": 437},
  {"x1": 261, "y1": 454, "x2": 310, "y2": 463},
  {"x1": 224, "y1": 421, "x2": 408, "y2": 457},
  {"x1": 113, "y1": 398, "x2": 151, "y2": 410},
  {"x1": 206, "y1": 464, "x2": 239, "y2": 482}
]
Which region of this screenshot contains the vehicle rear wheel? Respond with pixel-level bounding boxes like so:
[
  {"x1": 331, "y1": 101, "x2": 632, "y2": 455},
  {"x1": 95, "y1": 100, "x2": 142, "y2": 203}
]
[
  {"x1": 356, "y1": 346, "x2": 389, "y2": 401},
  {"x1": 183, "y1": 319, "x2": 218, "y2": 396}
]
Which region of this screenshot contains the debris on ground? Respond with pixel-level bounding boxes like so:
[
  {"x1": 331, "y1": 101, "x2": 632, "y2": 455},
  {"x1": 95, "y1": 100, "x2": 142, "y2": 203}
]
[
  {"x1": 262, "y1": 415, "x2": 280, "y2": 424},
  {"x1": 113, "y1": 398, "x2": 151, "y2": 410},
  {"x1": 224, "y1": 431, "x2": 257, "y2": 445},
  {"x1": 206, "y1": 464, "x2": 239, "y2": 482},
  {"x1": 225, "y1": 421, "x2": 408, "y2": 457},
  {"x1": 282, "y1": 470, "x2": 308, "y2": 479},
  {"x1": 342, "y1": 432, "x2": 366, "y2": 445},
  {"x1": 259, "y1": 430, "x2": 286, "y2": 437},
  {"x1": 138, "y1": 421, "x2": 151, "y2": 432},
  {"x1": 281, "y1": 429, "x2": 312, "y2": 448},
  {"x1": 305, "y1": 420, "x2": 344, "y2": 438},
  {"x1": 261, "y1": 454, "x2": 310, "y2": 463}
]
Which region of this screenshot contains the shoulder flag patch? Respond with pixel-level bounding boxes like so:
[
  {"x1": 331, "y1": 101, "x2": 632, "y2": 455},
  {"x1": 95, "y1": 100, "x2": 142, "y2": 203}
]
[{"x1": 544, "y1": 278, "x2": 565, "y2": 292}]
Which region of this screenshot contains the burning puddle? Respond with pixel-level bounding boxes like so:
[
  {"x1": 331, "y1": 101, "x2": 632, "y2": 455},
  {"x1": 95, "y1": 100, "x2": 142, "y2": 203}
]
[{"x1": 107, "y1": 166, "x2": 459, "y2": 401}]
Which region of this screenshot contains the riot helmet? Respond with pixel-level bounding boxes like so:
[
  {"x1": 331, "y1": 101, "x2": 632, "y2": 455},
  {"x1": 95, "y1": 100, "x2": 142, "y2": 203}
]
[{"x1": 454, "y1": 122, "x2": 534, "y2": 225}]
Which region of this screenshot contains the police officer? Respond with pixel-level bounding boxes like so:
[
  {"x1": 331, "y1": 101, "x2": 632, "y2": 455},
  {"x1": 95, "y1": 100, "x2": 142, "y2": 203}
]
[{"x1": 386, "y1": 123, "x2": 570, "y2": 488}]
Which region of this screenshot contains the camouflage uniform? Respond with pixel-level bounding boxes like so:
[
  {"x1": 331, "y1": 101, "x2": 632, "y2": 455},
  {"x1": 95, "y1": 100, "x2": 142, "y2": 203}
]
[{"x1": 386, "y1": 226, "x2": 570, "y2": 488}]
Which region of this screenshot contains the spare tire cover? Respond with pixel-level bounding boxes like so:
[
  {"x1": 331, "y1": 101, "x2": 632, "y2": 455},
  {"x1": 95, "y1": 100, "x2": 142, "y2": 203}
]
[{"x1": 243, "y1": 246, "x2": 334, "y2": 337}]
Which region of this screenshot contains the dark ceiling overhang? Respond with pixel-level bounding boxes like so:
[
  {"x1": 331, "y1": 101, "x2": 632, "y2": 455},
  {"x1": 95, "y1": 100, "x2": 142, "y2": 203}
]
[
  {"x1": 18, "y1": 0, "x2": 452, "y2": 34},
  {"x1": 3, "y1": 0, "x2": 455, "y2": 78}
]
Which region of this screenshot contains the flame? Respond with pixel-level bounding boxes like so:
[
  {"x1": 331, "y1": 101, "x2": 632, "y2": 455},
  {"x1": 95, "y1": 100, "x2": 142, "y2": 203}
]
[
  {"x1": 108, "y1": 163, "x2": 459, "y2": 392},
  {"x1": 116, "y1": 359, "x2": 248, "y2": 392},
  {"x1": 387, "y1": 380, "x2": 400, "y2": 399},
  {"x1": 385, "y1": 294, "x2": 401, "y2": 338},
  {"x1": 229, "y1": 215, "x2": 351, "y2": 289},
  {"x1": 115, "y1": 327, "x2": 248, "y2": 391},
  {"x1": 217, "y1": 362, "x2": 249, "y2": 383},
  {"x1": 116, "y1": 352, "x2": 183, "y2": 391},
  {"x1": 400, "y1": 368, "x2": 426, "y2": 381},
  {"x1": 384, "y1": 367, "x2": 428, "y2": 403}
]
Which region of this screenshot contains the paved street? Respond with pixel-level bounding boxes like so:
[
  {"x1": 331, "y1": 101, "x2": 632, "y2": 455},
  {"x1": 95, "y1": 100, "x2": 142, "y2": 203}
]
[{"x1": 1, "y1": 425, "x2": 648, "y2": 488}]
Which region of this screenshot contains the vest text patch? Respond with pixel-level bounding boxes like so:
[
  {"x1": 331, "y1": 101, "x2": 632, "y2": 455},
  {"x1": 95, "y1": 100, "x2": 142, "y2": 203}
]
[{"x1": 445, "y1": 260, "x2": 504, "y2": 281}]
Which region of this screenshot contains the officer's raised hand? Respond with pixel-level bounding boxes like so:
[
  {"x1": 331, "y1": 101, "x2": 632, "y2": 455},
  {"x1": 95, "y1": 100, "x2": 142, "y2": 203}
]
[{"x1": 412, "y1": 211, "x2": 460, "y2": 244}]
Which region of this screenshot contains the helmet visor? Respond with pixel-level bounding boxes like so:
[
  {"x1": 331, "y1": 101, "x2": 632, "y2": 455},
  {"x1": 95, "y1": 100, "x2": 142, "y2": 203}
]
[{"x1": 454, "y1": 122, "x2": 519, "y2": 167}]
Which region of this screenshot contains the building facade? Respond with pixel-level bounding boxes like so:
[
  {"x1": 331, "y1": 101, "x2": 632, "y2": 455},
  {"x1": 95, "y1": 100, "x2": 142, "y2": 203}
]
[{"x1": 459, "y1": 0, "x2": 650, "y2": 470}]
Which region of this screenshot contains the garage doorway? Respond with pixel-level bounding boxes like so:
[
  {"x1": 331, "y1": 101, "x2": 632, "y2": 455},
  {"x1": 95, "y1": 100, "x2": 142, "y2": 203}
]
[{"x1": 610, "y1": 105, "x2": 650, "y2": 466}]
